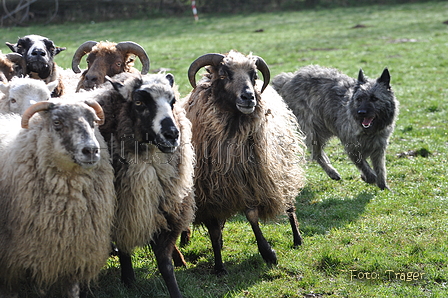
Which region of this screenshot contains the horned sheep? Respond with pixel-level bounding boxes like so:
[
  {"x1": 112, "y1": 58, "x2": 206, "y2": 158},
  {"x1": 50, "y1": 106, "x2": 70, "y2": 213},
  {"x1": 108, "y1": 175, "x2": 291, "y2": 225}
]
[
  {"x1": 183, "y1": 50, "x2": 306, "y2": 275},
  {"x1": 94, "y1": 72, "x2": 195, "y2": 298},
  {"x1": 72, "y1": 40, "x2": 150, "y2": 92},
  {"x1": 0, "y1": 52, "x2": 26, "y2": 83},
  {"x1": 6, "y1": 34, "x2": 66, "y2": 97},
  {"x1": 0, "y1": 98, "x2": 115, "y2": 298},
  {"x1": 0, "y1": 77, "x2": 58, "y2": 115}
]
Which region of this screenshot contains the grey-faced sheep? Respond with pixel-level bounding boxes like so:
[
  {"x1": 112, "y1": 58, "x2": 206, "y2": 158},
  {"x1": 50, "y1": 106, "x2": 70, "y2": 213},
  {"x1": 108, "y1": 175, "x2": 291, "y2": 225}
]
[
  {"x1": 182, "y1": 50, "x2": 306, "y2": 275},
  {"x1": 6, "y1": 34, "x2": 66, "y2": 97},
  {"x1": 0, "y1": 77, "x2": 58, "y2": 115},
  {"x1": 72, "y1": 40, "x2": 150, "y2": 92},
  {"x1": 0, "y1": 52, "x2": 26, "y2": 83},
  {"x1": 0, "y1": 99, "x2": 115, "y2": 298},
  {"x1": 94, "y1": 72, "x2": 195, "y2": 298}
]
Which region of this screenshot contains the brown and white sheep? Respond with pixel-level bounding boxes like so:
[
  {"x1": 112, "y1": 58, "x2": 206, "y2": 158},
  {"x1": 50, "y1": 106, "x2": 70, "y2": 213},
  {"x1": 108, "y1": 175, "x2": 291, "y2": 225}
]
[
  {"x1": 6, "y1": 34, "x2": 66, "y2": 97},
  {"x1": 183, "y1": 50, "x2": 306, "y2": 275},
  {"x1": 0, "y1": 98, "x2": 115, "y2": 298},
  {"x1": 0, "y1": 52, "x2": 26, "y2": 83},
  {"x1": 72, "y1": 40, "x2": 150, "y2": 91},
  {"x1": 94, "y1": 72, "x2": 195, "y2": 298}
]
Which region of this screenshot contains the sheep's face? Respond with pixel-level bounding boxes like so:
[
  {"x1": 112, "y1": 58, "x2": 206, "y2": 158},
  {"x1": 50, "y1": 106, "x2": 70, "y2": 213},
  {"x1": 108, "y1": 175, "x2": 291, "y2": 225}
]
[
  {"x1": 129, "y1": 74, "x2": 180, "y2": 153},
  {"x1": 215, "y1": 55, "x2": 258, "y2": 115},
  {"x1": 6, "y1": 35, "x2": 65, "y2": 80},
  {"x1": 46, "y1": 103, "x2": 101, "y2": 169},
  {"x1": 3, "y1": 78, "x2": 56, "y2": 115},
  {"x1": 79, "y1": 50, "x2": 130, "y2": 91}
]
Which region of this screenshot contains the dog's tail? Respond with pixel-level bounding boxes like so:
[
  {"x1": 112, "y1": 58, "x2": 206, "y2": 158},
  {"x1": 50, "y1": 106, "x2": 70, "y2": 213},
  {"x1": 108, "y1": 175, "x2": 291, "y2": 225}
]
[{"x1": 271, "y1": 72, "x2": 294, "y2": 93}]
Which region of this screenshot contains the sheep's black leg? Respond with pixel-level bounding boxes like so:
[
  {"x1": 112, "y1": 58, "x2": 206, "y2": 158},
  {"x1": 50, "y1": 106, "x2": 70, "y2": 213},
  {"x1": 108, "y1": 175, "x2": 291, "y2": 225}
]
[
  {"x1": 151, "y1": 232, "x2": 183, "y2": 298},
  {"x1": 245, "y1": 207, "x2": 277, "y2": 265},
  {"x1": 286, "y1": 206, "x2": 303, "y2": 247},
  {"x1": 118, "y1": 250, "x2": 136, "y2": 287},
  {"x1": 204, "y1": 218, "x2": 227, "y2": 275}
]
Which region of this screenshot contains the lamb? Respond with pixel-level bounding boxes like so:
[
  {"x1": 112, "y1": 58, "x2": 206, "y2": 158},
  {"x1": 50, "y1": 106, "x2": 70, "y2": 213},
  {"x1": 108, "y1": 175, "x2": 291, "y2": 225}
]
[
  {"x1": 183, "y1": 50, "x2": 306, "y2": 275},
  {"x1": 72, "y1": 40, "x2": 150, "y2": 91},
  {"x1": 6, "y1": 34, "x2": 66, "y2": 97},
  {"x1": 0, "y1": 77, "x2": 58, "y2": 115},
  {"x1": 0, "y1": 52, "x2": 26, "y2": 83},
  {"x1": 94, "y1": 72, "x2": 195, "y2": 298},
  {"x1": 0, "y1": 99, "x2": 115, "y2": 298}
]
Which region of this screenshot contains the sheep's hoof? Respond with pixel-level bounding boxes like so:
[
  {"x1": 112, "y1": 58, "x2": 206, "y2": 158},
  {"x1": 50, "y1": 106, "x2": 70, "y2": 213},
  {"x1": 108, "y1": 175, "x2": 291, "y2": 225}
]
[
  {"x1": 214, "y1": 266, "x2": 228, "y2": 276},
  {"x1": 261, "y1": 248, "x2": 278, "y2": 266}
]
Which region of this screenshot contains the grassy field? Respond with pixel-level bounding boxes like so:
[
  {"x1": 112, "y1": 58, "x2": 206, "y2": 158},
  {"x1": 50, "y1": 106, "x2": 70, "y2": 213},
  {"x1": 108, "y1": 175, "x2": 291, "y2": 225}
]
[{"x1": 1, "y1": 1, "x2": 447, "y2": 297}]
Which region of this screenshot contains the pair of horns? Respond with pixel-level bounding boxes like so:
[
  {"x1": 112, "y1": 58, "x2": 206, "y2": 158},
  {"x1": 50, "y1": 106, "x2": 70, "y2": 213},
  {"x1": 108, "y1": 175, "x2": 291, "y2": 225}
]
[
  {"x1": 21, "y1": 101, "x2": 105, "y2": 129},
  {"x1": 71, "y1": 41, "x2": 150, "y2": 74},
  {"x1": 187, "y1": 53, "x2": 271, "y2": 93}
]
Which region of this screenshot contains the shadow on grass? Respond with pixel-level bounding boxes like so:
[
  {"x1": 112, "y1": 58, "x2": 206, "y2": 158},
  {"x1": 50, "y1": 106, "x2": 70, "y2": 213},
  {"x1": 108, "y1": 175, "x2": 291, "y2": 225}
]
[{"x1": 296, "y1": 186, "x2": 374, "y2": 236}]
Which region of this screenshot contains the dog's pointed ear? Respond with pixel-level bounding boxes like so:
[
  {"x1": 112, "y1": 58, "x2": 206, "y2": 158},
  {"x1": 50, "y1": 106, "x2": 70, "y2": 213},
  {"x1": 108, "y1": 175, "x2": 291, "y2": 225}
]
[
  {"x1": 357, "y1": 69, "x2": 367, "y2": 83},
  {"x1": 377, "y1": 68, "x2": 391, "y2": 88}
]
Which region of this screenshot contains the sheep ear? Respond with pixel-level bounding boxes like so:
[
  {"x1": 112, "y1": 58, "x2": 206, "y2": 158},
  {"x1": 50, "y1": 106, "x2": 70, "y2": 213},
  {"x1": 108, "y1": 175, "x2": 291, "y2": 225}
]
[
  {"x1": 165, "y1": 73, "x2": 174, "y2": 87},
  {"x1": 357, "y1": 69, "x2": 367, "y2": 83},
  {"x1": 47, "y1": 80, "x2": 59, "y2": 92},
  {"x1": 5, "y1": 42, "x2": 18, "y2": 53},
  {"x1": 0, "y1": 82, "x2": 8, "y2": 93},
  {"x1": 105, "y1": 76, "x2": 124, "y2": 92},
  {"x1": 54, "y1": 46, "x2": 66, "y2": 56}
]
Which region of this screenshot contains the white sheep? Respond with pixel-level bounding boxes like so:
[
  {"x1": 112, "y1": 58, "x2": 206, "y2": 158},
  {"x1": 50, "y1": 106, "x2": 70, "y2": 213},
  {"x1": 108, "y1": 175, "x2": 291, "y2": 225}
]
[
  {"x1": 0, "y1": 77, "x2": 58, "y2": 115},
  {"x1": 183, "y1": 50, "x2": 306, "y2": 275},
  {"x1": 0, "y1": 98, "x2": 115, "y2": 298}
]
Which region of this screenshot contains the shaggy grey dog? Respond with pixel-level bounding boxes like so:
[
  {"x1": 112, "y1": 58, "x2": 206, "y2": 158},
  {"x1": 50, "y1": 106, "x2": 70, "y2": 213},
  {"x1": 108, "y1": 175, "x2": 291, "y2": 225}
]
[{"x1": 272, "y1": 65, "x2": 398, "y2": 190}]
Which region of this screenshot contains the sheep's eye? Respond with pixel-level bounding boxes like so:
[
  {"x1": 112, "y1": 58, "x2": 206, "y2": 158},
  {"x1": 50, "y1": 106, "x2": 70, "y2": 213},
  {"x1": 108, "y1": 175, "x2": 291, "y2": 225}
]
[
  {"x1": 53, "y1": 120, "x2": 62, "y2": 126},
  {"x1": 116, "y1": 62, "x2": 122, "y2": 67},
  {"x1": 134, "y1": 101, "x2": 142, "y2": 106},
  {"x1": 10, "y1": 98, "x2": 16, "y2": 103}
]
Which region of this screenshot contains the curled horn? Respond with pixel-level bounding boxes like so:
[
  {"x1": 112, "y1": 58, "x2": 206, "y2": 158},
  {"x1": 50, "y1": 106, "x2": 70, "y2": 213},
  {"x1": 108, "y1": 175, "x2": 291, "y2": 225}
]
[
  {"x1": 71, "y1": 41, "x2": 98, "y2": 73},
  {"x1": 85, "y1": 100, "x2": 105, "y2": 125},
  {"x1": 5, "y1": 53, "x2": 26, "y2": 75},
  {"x1": 116, "y1": 41, "x2": 150, "y2": 75},
  {"x1": 254, "y1": 56, "x2": 270, "y2": 93},
  {"x1": 187, "y1": 53, "x2": 225, "y2": 88},
  {"x1": 21, "y1": 101, "x2": 54, "y2": 129}
]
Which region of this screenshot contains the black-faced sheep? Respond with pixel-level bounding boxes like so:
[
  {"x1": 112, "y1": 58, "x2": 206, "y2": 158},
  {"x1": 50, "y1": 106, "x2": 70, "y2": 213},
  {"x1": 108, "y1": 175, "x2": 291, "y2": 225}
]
[
  {"x1": 72, "y1": 40, "x2": 150, "y2": 92},
  {"x1": 94, "y1": 72, "x2": 195, "y2": 298},
  {"x1": 0, "y1": 52, "x2": 26, "y2": 83},
  {"x1": 0, "y1": 99, "x2": 115, "y2": 298},
  {"x1": 6, "y1": 34, "x2": 66, "y2": 97},
  {"x1": 183, "y1": 50, "x2": 306, "y2": 275},
  {"x1": 0, "y1": 77, "x2": 58, "y2": 115}
]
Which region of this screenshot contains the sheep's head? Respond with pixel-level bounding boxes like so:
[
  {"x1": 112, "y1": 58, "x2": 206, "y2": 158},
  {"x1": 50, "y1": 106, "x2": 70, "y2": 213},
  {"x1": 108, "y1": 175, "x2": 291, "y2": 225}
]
[
  {"x1": 0, "y1": 53, "x2": 26, "y2": 83},
  {"x1": 107, "y1": 73, "x2": 180, "y2": 153},
  {"x1": 188, "y1": 50, "x2": 270, "y2": 114},
  {"x1": 6, "y1": 35, "x2": 65, "y2": 80},
  {"x1": 72, "y1": 41, "x2": 150, "y2": 91},
  {"x1": 21, "y1": 100, "x2": 105, "y2": 169},
  {"x1": 0, "y1": 77, "x2": 58, "y2": 115}
]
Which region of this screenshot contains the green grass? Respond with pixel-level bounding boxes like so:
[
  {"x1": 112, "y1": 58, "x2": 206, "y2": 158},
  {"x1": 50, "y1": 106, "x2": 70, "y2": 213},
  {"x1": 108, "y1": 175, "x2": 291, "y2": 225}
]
[{"x1": 2, "y1": 1, "x2": 448, "y2": 297}]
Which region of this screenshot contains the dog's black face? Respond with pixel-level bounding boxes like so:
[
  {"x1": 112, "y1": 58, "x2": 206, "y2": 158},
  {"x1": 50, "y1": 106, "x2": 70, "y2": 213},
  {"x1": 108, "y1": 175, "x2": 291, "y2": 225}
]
[
  {"x1": 6, "y1": 35, "x2": 65, "y2": 79},
  {"x1": 351, "y1": 68, "x2": 396, "y2": 133}
]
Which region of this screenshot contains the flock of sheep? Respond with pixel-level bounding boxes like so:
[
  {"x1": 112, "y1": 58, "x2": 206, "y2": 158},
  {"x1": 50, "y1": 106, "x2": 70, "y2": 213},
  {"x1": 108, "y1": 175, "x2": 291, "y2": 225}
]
[{"x1": 0, "y1": 33, "x2": 395, "y2": 298}]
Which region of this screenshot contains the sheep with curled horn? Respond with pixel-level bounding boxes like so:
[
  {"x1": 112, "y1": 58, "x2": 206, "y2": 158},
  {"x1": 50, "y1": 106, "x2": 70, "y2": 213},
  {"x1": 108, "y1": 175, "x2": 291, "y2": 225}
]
[
  {"x1": 72, "y1": 40, "x2": 150, "y2": 91},
  {"x1": 93, "y1": 72, "x2": 195, "y2": 298},
  {"x1": 0, "y1": 98, "x2": 115, "y2": 298},
  {"x1": 182, "y1": 50, "x2": 306, "y2": 275}
]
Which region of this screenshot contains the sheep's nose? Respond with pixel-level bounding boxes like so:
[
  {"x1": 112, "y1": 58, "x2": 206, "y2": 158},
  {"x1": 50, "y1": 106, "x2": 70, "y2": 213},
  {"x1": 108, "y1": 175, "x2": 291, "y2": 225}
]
[
  {"x1": 241, "y1": 90, "x2": 255, "y2": 101},
  {"x1": 163, "y1": 126, "x2": 180, "y2": 142},
  {"x1": 82, "y1": 146, "x2": 100, "y2": 160},
  {"x1": 31, "y1": 49, "x2": 46, "y2": 57},
  {"x1": 358, "y1": 109, "x2": 367, "y2": 115}
]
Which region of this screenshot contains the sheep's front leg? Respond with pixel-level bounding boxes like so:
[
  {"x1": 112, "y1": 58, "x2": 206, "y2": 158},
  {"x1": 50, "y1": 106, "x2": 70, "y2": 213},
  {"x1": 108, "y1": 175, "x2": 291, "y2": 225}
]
[
  {"x1": 245, "y1": 207, "x2": 277, "y2": 265},
  {"x1": 118, "y1": 250, "x2": 136, "y2": 287},
  {"x1": 151, "y1": 232, "x2": 183, "y2": 298},
  {"x1": 204, "y1": 218, "x2": 227, "y2": 275},
  {"x1": 67, "y1": 281, "x2": 87, "y2": 298},
  {"x1": 286, "y1": 206, "x2": 302, "y2": 247}
]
